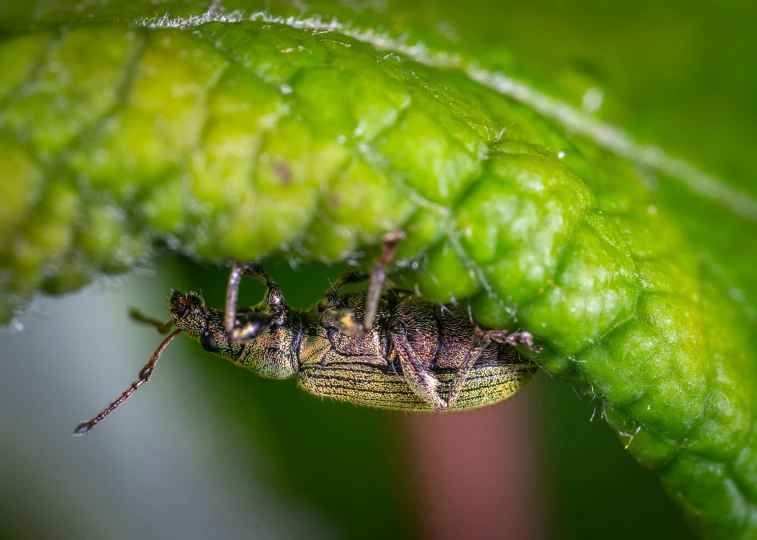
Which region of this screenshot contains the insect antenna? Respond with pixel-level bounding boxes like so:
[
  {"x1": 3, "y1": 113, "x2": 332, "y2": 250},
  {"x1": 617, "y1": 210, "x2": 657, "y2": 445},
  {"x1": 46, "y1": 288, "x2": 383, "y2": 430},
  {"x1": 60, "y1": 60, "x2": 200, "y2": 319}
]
[
  {"x1": 129, "y1": 308, "x2": 174, "y2": 334},
  {"x1": 73, "y1": 328, "x2": 181, "y2": 436}
]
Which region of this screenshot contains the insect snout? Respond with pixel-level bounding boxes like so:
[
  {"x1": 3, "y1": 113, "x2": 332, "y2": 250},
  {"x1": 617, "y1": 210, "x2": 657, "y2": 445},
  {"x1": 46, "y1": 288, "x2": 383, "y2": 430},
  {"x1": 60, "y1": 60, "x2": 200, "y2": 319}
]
[{"x1": 170, "y1": 291, "x2": 205, "y2": 319}]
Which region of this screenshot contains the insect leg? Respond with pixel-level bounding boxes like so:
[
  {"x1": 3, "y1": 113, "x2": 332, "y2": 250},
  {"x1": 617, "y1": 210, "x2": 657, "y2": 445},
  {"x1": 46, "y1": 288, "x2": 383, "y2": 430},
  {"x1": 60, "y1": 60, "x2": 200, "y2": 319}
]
[
  {"x1": 332, "y1": 229, "x2": 405, "y2": 336},
  {"x1": 364, "y1": 229, "x2": 404, "y2": 329},
  {"x1": 486, "y1": 329, "x2": 544, "y2": 352},
  {"x1": 446, "y1": 328, "x2": 542, "y2": 408},
  {"x1": 446, "y1": 328, "x2": 492, "y2": 408},
  {"x1": 392, "y1": 326, "x2": 447, "y2": 411},
  {"x1": 325, "y1": 270, "x2": 368, "y2": 307},
  {"x1": 225, "y1": 262, "x2": 284, "y2": 343}
]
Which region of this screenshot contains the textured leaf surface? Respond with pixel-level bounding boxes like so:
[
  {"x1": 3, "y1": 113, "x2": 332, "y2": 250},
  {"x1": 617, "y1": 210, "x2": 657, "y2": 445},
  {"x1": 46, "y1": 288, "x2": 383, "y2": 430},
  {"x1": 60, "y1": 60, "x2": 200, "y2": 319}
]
[{"x1": 1, "y1": 2, "x2": 756, "y2": 537}]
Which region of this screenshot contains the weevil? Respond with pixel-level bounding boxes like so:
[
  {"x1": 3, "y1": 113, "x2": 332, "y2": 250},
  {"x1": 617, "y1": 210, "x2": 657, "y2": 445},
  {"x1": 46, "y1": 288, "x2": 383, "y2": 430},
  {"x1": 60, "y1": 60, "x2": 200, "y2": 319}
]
[{"x1": 74, "y1": 231, "x2": 541, "y2": 434}]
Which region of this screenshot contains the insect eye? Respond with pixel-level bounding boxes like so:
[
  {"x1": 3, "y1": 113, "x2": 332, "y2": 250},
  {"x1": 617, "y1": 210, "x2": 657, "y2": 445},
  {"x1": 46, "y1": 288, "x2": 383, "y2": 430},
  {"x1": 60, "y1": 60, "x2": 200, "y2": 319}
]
[{"x1": 200, "y1": 331, "x2": 219, "y2": 353}]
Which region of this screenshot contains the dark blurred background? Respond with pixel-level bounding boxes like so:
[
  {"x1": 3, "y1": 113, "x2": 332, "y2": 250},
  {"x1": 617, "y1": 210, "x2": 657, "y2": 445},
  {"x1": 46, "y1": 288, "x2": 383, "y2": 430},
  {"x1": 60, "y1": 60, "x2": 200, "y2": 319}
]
[{"x1": 3, "y1": 0, "x2": 757, "y2": 538}]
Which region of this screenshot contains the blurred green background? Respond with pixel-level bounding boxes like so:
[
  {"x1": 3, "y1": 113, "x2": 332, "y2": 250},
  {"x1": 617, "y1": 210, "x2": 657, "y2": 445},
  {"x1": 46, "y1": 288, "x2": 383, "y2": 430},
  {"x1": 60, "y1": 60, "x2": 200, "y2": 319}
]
[
  {"x1": 2, "y1": 0, "x2": 755, "y2": 538},
  {"x1": 1, "y1": 258, "x2": 694, "y2": 539}
]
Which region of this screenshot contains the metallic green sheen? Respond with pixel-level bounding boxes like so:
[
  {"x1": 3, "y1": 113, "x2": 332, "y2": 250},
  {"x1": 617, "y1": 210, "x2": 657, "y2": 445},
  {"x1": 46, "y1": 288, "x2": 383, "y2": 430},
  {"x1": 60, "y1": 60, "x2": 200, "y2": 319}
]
[{"x1": 170, "y1": 288, "x2": 535, "y2": 412}]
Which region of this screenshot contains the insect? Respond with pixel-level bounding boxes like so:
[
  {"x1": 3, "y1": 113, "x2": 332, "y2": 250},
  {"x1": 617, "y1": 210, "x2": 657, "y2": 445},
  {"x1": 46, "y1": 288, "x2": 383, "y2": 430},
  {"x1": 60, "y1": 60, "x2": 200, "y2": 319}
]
[{"x1": 74, "y1": 231, "x2": 541, "y2": 435}]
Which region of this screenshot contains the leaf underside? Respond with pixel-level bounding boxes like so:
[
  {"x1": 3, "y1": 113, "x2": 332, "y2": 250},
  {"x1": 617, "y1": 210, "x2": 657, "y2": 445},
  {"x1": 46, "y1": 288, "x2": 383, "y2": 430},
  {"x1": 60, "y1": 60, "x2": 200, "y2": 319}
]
[{"x1": 1, "y1": 2, "x2": 756, "y2": 537}]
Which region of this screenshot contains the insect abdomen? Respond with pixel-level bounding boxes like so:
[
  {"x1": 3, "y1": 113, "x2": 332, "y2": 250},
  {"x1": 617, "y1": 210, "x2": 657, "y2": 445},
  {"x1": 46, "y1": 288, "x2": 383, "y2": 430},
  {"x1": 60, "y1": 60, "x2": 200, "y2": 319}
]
[{"x1": 297, "y1": 360, "x2": 536, "y2": 412}]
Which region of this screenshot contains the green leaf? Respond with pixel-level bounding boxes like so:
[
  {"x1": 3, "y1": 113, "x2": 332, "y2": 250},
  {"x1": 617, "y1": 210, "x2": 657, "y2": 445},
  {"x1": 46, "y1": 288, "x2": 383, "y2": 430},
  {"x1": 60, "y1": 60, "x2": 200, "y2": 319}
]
[{"x1": 2, "y1": 2, "x2": 756, "y2": 537}]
